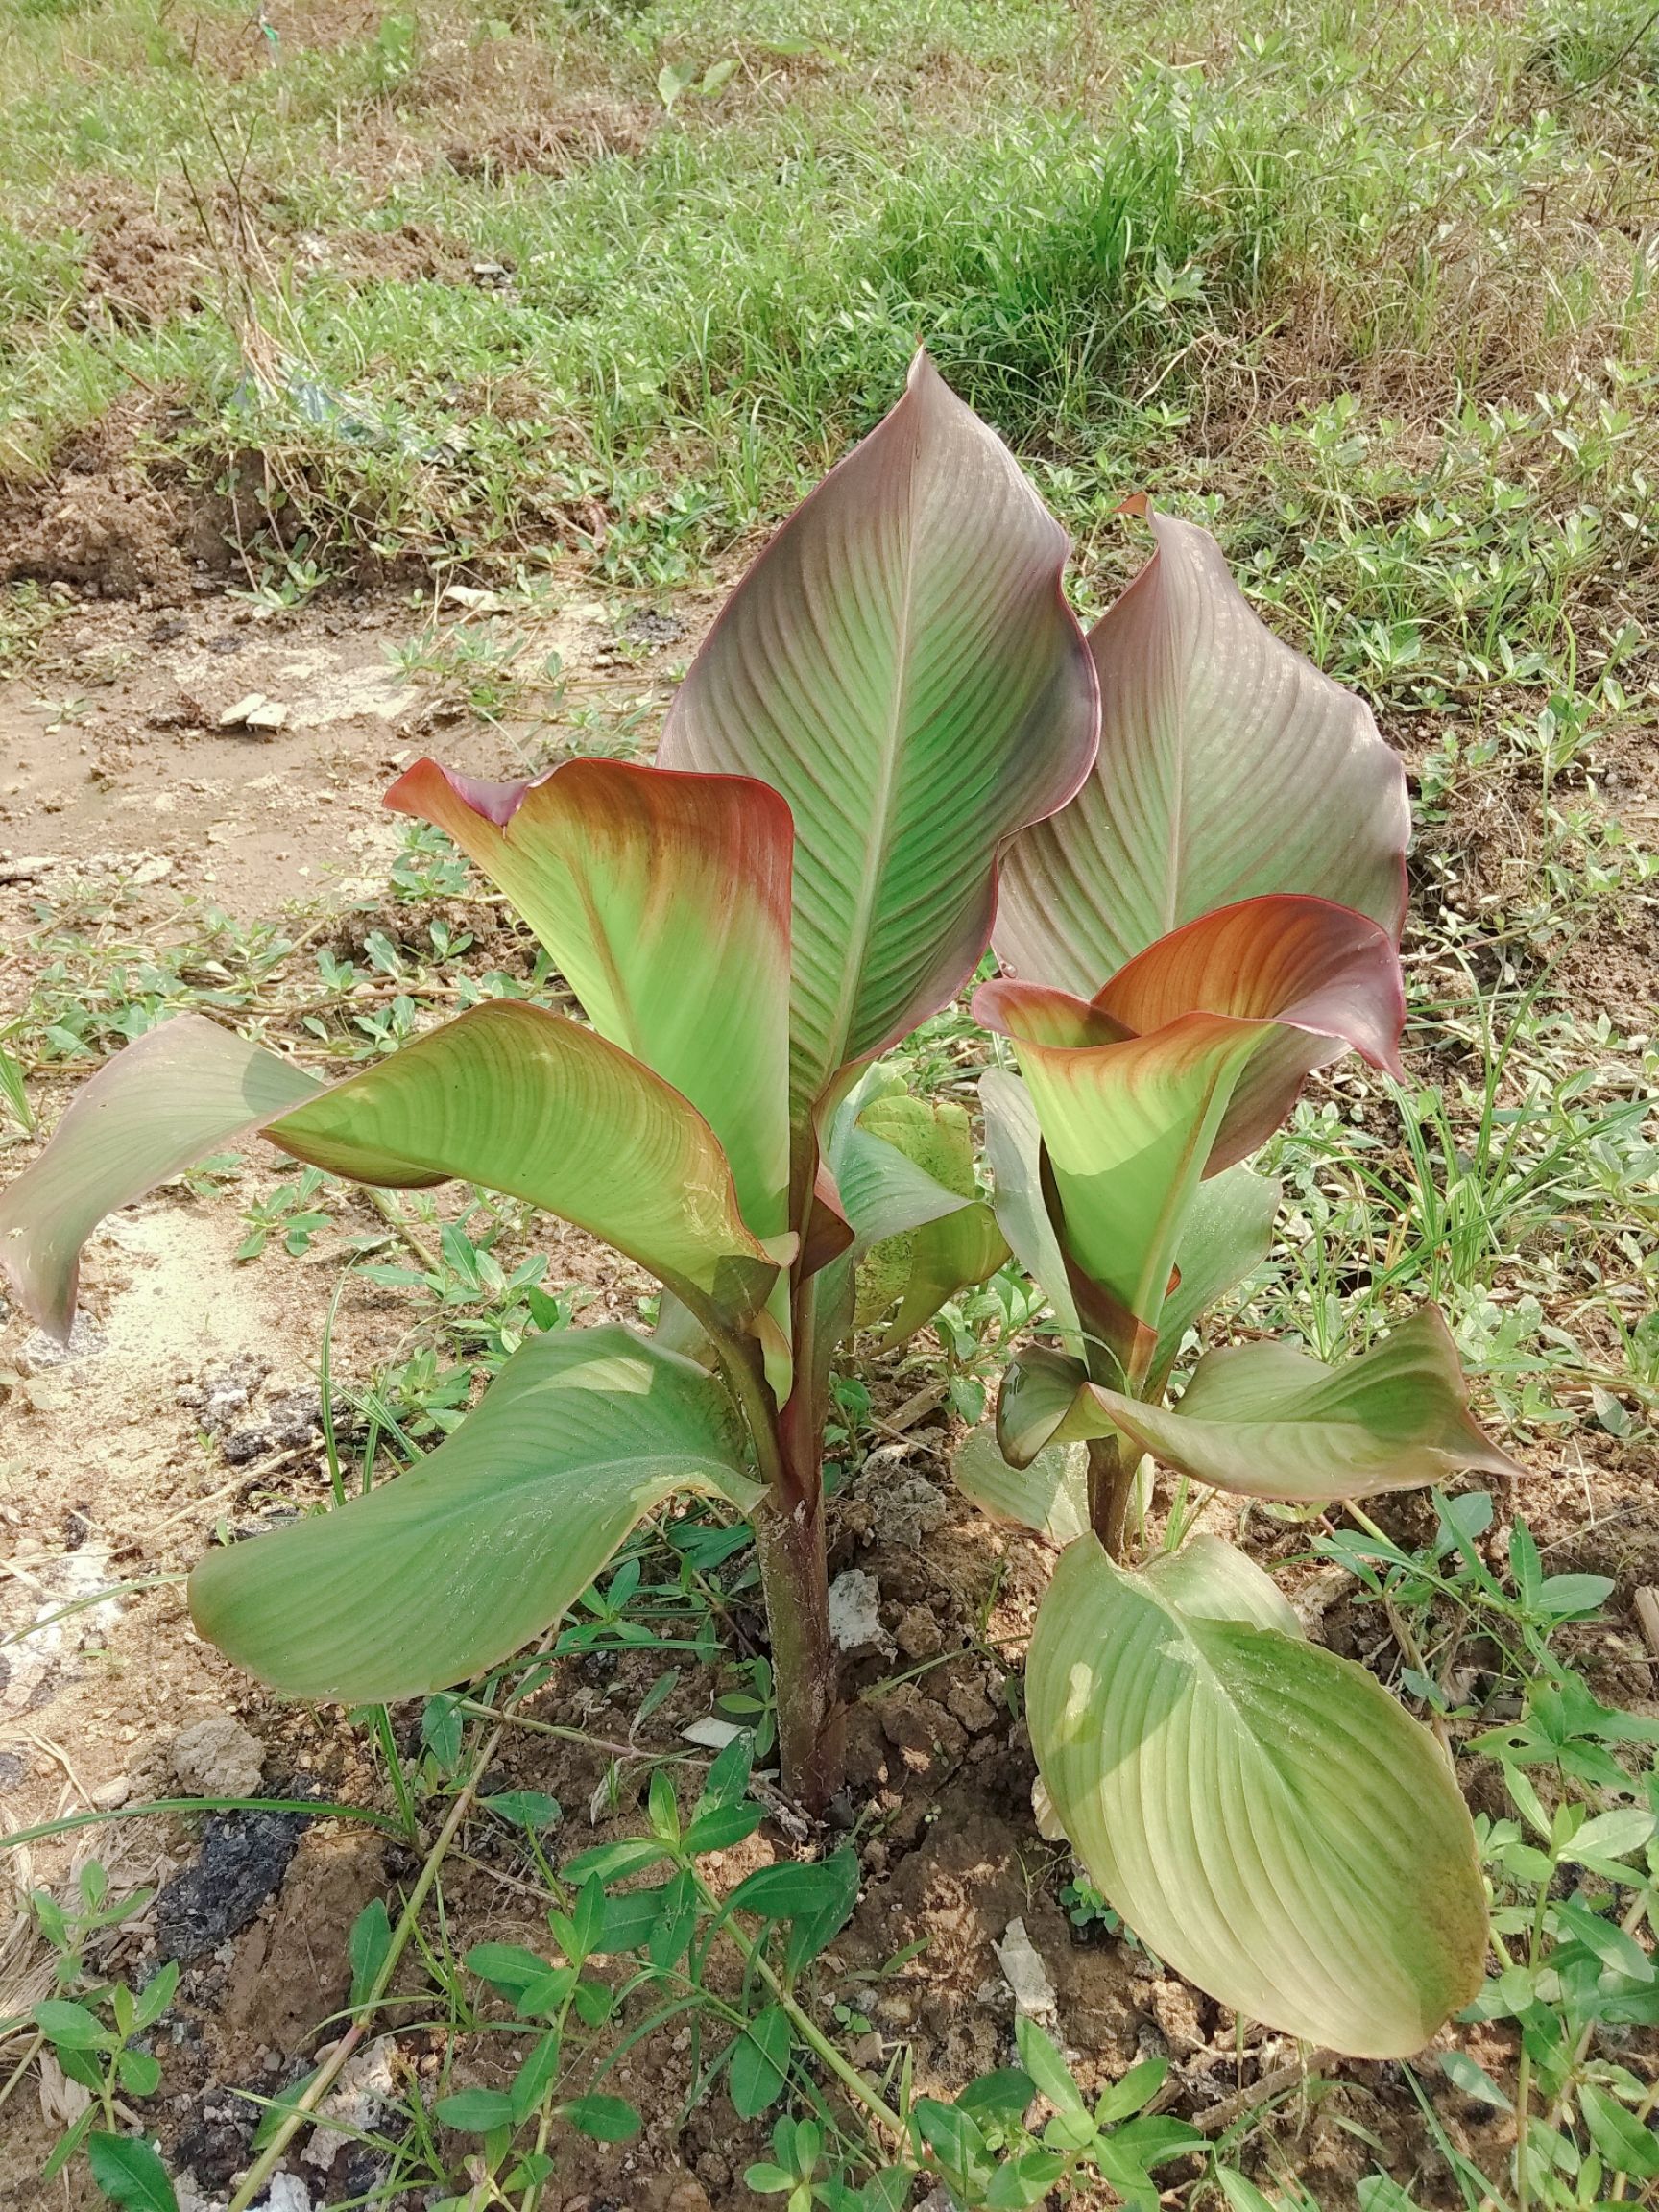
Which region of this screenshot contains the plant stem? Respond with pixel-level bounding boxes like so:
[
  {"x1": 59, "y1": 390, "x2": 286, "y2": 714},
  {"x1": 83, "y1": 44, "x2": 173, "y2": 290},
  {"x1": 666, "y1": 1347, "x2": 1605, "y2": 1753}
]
[
  {"x1": 1089, "y1": 1432, "x2": 1139, "y2": 1560},
  {"x1": 754, "y1": 1489, "x2": 842, "y2": 1816},
  {"x1": 712, "y1": 1271, "x2": 848, "y2": 1815}
]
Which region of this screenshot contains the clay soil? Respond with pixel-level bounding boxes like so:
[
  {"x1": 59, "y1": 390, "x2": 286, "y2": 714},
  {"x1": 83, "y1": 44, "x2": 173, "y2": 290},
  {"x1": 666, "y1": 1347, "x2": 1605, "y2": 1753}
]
[{"x1": 1, "y1": 586, "x2": 1655, "y2": 2212}]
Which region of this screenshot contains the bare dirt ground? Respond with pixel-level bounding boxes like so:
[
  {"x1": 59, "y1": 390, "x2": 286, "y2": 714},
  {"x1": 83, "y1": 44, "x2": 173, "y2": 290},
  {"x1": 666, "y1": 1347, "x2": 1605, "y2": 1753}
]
[{"x1": 1, "y1": 585, "x2": 1655, "y2": 2212}]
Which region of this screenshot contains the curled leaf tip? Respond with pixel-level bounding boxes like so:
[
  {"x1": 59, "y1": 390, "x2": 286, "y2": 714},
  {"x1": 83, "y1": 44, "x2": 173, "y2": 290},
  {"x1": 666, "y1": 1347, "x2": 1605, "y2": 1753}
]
[{"x1": 384, "y1": 757, "x2": 533, "y2": 827}]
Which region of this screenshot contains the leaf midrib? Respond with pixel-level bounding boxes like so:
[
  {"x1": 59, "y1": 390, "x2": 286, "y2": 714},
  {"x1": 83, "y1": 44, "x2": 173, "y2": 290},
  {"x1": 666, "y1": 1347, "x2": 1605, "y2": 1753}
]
[{"x1": 813, "y1": 416, "x2": 922, "y2": 1096}]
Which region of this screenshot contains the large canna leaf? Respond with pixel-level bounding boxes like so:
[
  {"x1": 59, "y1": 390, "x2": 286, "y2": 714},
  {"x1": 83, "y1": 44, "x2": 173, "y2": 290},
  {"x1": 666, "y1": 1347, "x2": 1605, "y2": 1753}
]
[
  {"x1": 659, "y1": 350, "x2": 1097, "y2": 1142},
  {"x1": 996, "y1": 502, "x2": 1408, "y2": 993},
  {"x1": 385, "y1": 757, "x2": 791, "y2": 1249},
  {"x1": 1026, "y1": 1533, "x2": 1488, "y2": 2056},
  {"x1": 1085, "y1": 1306, "x2": 1523, "y2": 1501},
  {"x1": 191, "y1": 1325, "x2": 759, "y2": 1702},
  {"x1": 0, "y1": 1015, "x2": 428, "y2": 1340},
  {"x1": 974, "y1": 896, "x2": 1401, "y2": 1347},
  {"x1": 950, "y1": 1425, "x2": 1090, "y2": 1546},
  {"x1": 265, "y1": 1001, "x2": 783, "y2": 1332}
]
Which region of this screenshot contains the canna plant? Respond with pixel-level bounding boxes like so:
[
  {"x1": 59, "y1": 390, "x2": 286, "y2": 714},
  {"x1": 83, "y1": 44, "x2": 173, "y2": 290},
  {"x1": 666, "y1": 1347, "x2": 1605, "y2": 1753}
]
[{"x1": 0, "y1": 355, "x2": 1515, "y2": 2061}]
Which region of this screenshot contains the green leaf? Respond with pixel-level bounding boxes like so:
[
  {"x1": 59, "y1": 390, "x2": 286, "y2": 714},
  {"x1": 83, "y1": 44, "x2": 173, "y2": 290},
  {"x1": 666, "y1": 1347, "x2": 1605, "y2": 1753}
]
[
  {"x1": 1579, "y1": 2084, "x2": 1659, "y2": 2179},
  {"x1": 84, "y1": 2134, "x2": 178, "y2": 2212},
  {"x1": 190, "y1": 1326, "x2": 757, "y2": 1704},
  {"x1": 1438, "y1": 2049, "x2": 1512, "y2": 2110},
  {"x1": 1148, "y1": 1164, "x2": 1282, "y2": 1389},
  {"x1": 484, "y1": 1791, "x2": 563, "y2": 1832},
  {"x1": 913, "y1": 2097, "x2": 993, "y2": 2189},
  {"x1": 562, "y1": 2093, "x2": 642, "y2": 2142},
  {"x1": 956, "y1": 2067, "x2": 1036, "y2": 2128},
  {"x1": 648, "y1": 1868, "x2": 698, "y2": 1970},
  {"x1": 723, "y1": 1851, "x2": 860, "y2": 1973},
  {"x1": 1094, "y1": 2056, "x2": 1167, "y2": 2125},
  {"x1": 1025, "y1": 1533, "x2": 1488, "y2": 2056},
  {"x1": 116, "y1": 2050, "x2": 162, "y2": 2097},
  {"x1": 0, "y1": 1014, "x2": 325, "y2": 1338},
  {"x1": 510, "y1": 2032, "x2": 563, "y2": 2126},
  {"x1": 267, "y1": 1001, "x2": 783, "y2": 1333},
  {"x1": 436, "y1": 2088, "x2": 516, "y2": 2133},
  {"x1": 1555, "y1": 1897, "x2": 1654, "y2": 1982},
  {"x1": 1562, "y1": 1806, "x2": 1656, "y2": 1863},
  {"x1": 132, "y1": 1964, "x2": 178, "y2": 2032},
  {"x1": 386, "y1": 758, "x2": 792, "y2": 1259},
  {"x1": 995, "y1": 1343, "x2": 1113, "y2": 1469},
  {"x1": 565, "y1": 1836, "x2": 672, "y2": 1886},
  {"x1": 465, "y1": 1942, "x2": 550, "y2": 1996},
  {"x1": 1014, "y1": 2016, "x2": 1085, "y2": 2114},
  {"x1": 979, "y1": 1068, "x2": 1081, "y2": 1349},
  {"x1": 33, "y1": 1999, "x2": 108, "y2": 2050},
  {"x1": 594, "y1": 1883, "x2": 672, "y2": 1955},
  {"x1": 950, "y1": 1425, "x2": 1090, "y2": 1546},
  {"x1": 1087, "y1": 1308, "x2": 1521, "y2": 1502},
  {"x1": 997, "y1": 501, "x2": 1407, "y2": 987},
  {"x1": 684, "y1": 1801, "x2": 767, "y2": 1854},
  {"x1": 696, "y1": 1734, "x2": 756, "y2": 1815},
  {"x1": 661, "y1": 349, "x2": 1096, "y2": 1133},
  {"x1": 1215, "y1": 2170, "x2": 1283, "y2": 2212},
  {"x1": 729, "y1": 2005, "x2": 792, "y2": 2117}
]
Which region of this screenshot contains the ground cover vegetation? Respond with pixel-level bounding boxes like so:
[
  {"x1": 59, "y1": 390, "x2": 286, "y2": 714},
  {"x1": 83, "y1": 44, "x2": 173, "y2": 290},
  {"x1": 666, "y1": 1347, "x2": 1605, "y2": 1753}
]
[{"x1": 0, "y1": 0, "x2": 1655, "y2": 2208}]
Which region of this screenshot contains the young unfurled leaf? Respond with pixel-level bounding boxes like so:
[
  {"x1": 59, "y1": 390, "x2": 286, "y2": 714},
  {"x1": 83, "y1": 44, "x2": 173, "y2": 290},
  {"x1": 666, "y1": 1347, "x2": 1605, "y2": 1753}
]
[
  {"x1": 661, "y1": 349, "x2": 1097, "y2": 1134},
  {"x1": 996, "y1": 500, "x2": 1407, "y2": 990},
  {"x1": 1026, "y1": 1534, "x2": 1487, "y2": 2055},
  {"x1": 191, "y1": 1327, "x2": 758, "y2": 1704},
  {"x1": 976, "y1": 895, "x2": 1402, "y2": 1347}
]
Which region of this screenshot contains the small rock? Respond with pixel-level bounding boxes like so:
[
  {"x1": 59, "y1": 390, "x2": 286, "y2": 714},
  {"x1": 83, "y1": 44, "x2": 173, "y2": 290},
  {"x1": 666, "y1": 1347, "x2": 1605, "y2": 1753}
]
[
  {"x1": 944, "y1": 1676, "x2": 998, "y2": 1735},
  {"x1": 1145, "y1": 1976, "x2": 1207, "y2": 2055},
  {"x1": 871, "y1": 1475, "x2": 948, "y2": 1550},
  {"x1": 828, "y1": 1569, "x2": 887, "y2": 1655},
  {"x1": 994, "y1": 1917, "x2": 1060, "y2": 2030},
  {"x1": 894, "y1": 1605, "x2": 943, "y2": 1660},
  {"x1": 92, "y1": 1773, "x2": 131, "y2": 1809},
  {"x1": 876, "y1": 1685, "x2": 965, "y2": 1772},
  {"x1": 257, "y1": 2176, "x2": 313, "y2": 2212},
  {"x1": 172, "y1": 1715, "x2": 265, "y2": 1799}
]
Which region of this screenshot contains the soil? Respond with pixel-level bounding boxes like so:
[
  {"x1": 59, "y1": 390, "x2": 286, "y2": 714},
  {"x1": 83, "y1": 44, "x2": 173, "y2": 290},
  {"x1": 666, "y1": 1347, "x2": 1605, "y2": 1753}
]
[{"x1": 0, "y1": 587, "x2": 1654, "y2": 2211}]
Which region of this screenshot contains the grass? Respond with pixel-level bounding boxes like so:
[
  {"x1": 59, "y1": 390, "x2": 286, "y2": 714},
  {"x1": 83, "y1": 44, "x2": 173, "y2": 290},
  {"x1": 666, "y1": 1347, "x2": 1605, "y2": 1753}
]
[{"x1": 0, "y1": 0, "x2": 1657, "y2": 2206}]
